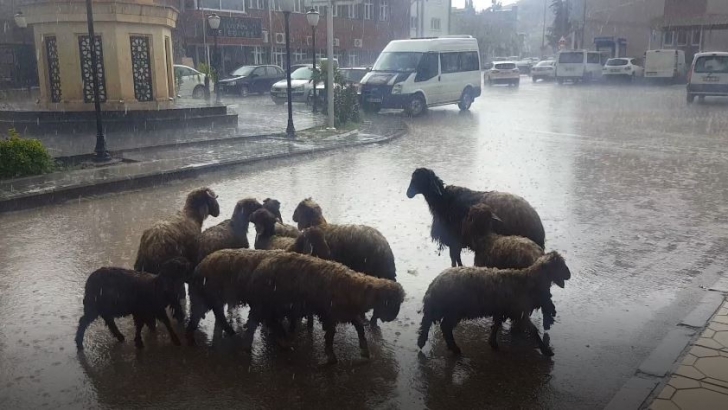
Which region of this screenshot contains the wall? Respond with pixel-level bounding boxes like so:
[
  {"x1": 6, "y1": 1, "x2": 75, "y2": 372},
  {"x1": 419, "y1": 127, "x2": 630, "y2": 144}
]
[
  {"x1": 583, "y1": 0, "x2": 665, "y2": 57},
  {"x1": 410, "y1": 0, "x2": 450, "y2": 38}
]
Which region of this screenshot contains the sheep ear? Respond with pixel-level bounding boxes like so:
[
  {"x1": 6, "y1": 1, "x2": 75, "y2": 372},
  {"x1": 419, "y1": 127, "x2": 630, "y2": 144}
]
[
  {"x1": 431, "y1": 179, "x2": 442, "y2": 196},
  {"x1": 491, "y1": 213, "x2": 503, "y2": 223},
  {"x1": 199, "y1": 203, "x2": 209, "y2": 218}
]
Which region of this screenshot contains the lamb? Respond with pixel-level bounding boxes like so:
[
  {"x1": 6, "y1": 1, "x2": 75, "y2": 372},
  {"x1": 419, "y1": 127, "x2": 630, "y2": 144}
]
[
  {"x1": 243, "y1": 252, "x2": 405, "y2": 364},
  {"x1": 406, "y1": 167, "x2": 545, "y2": 267},
  {"x1": 134, "y1": 187, "x2": 220, "y2": 321},
  {"x1": 196, "y1": 199, "x2": 252, "y2": 263},
  {"x1": 263, "y1": 197, "x2": 301, "y2": 238},
  {"x1": 416, "y1": 251, "x2": 571, "y2": 357},
  {"x1": 75, "y1": 258, "x2": 190, "y2": 350},
  {"x1": 462, "y1": 203, "x2": 557, "y2": 329},
  {"x1": 250, "y1": 208, "x2": 331, "y2": 258}
]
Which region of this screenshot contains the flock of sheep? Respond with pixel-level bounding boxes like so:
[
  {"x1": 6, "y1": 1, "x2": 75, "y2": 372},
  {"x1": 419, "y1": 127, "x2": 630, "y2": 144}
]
[{"x1": 74, "y1": 168, "x2": 571, "y2": 363}]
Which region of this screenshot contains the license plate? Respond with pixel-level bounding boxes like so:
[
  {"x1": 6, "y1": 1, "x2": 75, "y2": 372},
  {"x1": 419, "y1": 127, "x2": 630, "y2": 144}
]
[
  {"x1": 703, "y1": 76, "x2": 720, "y2": 83},
  {"x1": 646, "y1": 72, "x2": 656, "y2": 76},
  {"x1": 610, "y1": 69, "x2": 621, "y2": 73},
  {"x1": 367, "y1": 98, "x2": 382, "y2": 103}
]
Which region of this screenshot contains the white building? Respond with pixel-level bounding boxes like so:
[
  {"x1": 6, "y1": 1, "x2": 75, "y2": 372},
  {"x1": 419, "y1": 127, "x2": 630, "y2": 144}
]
[{"x1": 410, "y1": 0, "x2": 451, "y2": 38}]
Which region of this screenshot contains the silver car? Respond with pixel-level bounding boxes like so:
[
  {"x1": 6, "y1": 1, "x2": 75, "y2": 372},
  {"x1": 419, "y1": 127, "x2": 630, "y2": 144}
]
[{"x1": 270, "y1": 66, "x2": 316, "y2": 105}]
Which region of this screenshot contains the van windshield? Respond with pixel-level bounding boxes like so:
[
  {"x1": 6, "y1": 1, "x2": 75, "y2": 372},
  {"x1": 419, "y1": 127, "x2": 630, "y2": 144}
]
[
  {"x1": 372, "y1": 52, "x2": 423, "y2": 72},
  {"x1": 559, "y1": 52, "x2": 583, "y2": 64},
  {"x1": 694, "y1": 56, "x2": 728, "y2": 74}
]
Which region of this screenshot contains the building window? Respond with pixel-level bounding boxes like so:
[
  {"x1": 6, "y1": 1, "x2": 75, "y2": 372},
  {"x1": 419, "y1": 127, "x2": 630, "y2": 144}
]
[
  {"x1": 130, "y1": 36, "x2": 154, "y2": 102},
  {"x1": 677, "y1": 30, "x2": 688, "y2": 46},
  {"x1": 663, "y1": 30, "x2": 674, "y2": 46},
  {"x1": 272, "y1": 47, "x2": 286, "y2": 67},
  {"x1": 78, "y1": 35, "x2": 107, "y2": 103},
  {"x1": 379, "y1": 0, "x2": 389, "y2": 21},
  {"x1": 364, "y1": 0, "x2": 373, "y2": 20},
  {"x1": 44, "y1": 36, "x2": 62, "y2": 103},
  {"x1": 246, "y1": 0, "x2": 266, "y2": 10},
  {"x1": 200, "y1": 0, "x2": 245, "y2": 12},
  {"x1": 431, "y1": 18, "x2": 441, "y2": 31},
  {"x1": 411, "y1": 16, "x2": 417, "y2": 30},
  {"x1": 336, "y1": 4, "x2": 355, "y2": 18},
  {"x1": 293, "y1": 0, "x2": 304, "y2": 13},
  {"x1": 692, "y1": 29, "x2": 701, "y2": 46},
  {"x1": 348, "y1": 52, "x2": 358, "y2": 67},
  {"x1": 293, "y1": 49, "x2": 305, "y2": 63}
]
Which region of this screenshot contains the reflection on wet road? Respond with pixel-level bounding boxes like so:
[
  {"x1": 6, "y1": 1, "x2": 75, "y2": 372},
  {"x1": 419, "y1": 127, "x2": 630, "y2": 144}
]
[{"x1": 2, "y1": 82, "x2": 728, "y2": 409}]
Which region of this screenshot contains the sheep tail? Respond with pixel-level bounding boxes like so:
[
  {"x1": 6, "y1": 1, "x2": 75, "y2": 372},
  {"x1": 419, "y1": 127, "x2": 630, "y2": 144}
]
[{"x1": 417, "y1": 314, "x2": 433, "y2": 349}]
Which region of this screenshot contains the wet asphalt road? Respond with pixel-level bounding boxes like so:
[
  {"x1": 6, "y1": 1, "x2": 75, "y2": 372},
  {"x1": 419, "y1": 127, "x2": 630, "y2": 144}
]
[{"x1": 2, "y1": 81, "x2": 728, "y2": 409}]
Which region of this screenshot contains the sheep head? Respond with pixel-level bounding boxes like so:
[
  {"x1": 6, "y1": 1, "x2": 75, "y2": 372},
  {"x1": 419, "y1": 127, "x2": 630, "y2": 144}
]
[
  {"x1": 407, "y1": 168, "x2": 445, "y2": 199},
  {"x1": 156, "y1": 257, "x2": 191, "y2": 301},
  {"x1": 462, "y1": 203, "x2": 502, "y2": 246},
  {"x1": 249, "y1": 208, "x2": 278, "y2": 240},
  {"x1": 371, "y1": 281, "x2": 405, "y2": 322},
  {"x1": 538, "y1": 251, "x2": 571, "y2": 289},
  {"x1": 186, "y1": 188, "x2": 220, "y2": 222},
  {"x1": 263, "y1": 198, "x2": 283, "y2": 223},
  {"x1": 292, "y1": 198, "x2": 327, "y2": 229},
  {"x1": 238, "y1": 198, "x2": 263, "y2": 219},
  {"x1": 293, "y1": 227, "x2": 331, "y2": 259}
]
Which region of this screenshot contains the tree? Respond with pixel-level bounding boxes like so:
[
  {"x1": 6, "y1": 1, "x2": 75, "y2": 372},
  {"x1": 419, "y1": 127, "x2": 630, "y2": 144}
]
[{"x1": 547, "y1": 0, "x2": 572, "y2": 49}]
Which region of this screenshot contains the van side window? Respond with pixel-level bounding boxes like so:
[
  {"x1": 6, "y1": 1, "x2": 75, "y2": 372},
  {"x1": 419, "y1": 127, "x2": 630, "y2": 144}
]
[
  {"x1": 462, "y1": 52, "x2": 480, "y2": 71},
  {"x1": 441, "y1": 53, "x2": 459, "y2": 74},
  {"x1": 587, "y1": 53, "x2": 601, "y2": 64},
  {"x1": 416, "y1": 53, "x2": 439, "y2": 82}
]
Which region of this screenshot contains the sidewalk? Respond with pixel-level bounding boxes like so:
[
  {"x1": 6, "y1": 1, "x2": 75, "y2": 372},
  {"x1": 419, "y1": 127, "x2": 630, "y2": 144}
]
[
  {"x1": 0, "y1": 113, "x2": 406, "y2": 212},
  {"x1": 649, "y1": 298, "x2": 728, "y2": 410}
]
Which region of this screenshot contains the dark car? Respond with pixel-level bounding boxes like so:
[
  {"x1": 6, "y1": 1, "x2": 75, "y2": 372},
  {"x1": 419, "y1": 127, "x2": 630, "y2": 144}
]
[{"x1": 217, "y1": 65, "x2": 285, "y2": 97}]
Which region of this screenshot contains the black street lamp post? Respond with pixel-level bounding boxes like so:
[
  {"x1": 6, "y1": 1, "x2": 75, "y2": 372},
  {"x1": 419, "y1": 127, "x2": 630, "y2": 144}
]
[
  {"x1": 207, "y1": 14, "x2": 221, "y2": 104},
  {"x1": 13, "y1": 12, "x2": 31, "y2": 98},
  {"x1": 307, "y1": 8, "x2": 320, "y2": 114},
  {"x1": 84, "y1": 0, "x2": 109, "y2": 161},
  {"x1": 281, "y1": 0, "x2": 295, "y2": 138}
]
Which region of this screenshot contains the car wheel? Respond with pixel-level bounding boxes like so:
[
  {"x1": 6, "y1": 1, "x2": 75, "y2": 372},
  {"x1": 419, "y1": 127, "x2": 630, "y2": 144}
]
[
  {"x1": 192, "y1": 85, "x2": 206, "y2": 99},
  {"x1": 363, "y1": 102, "x2": 381, "y2": 113},
  {"x1": 687, "y1": 93, "x2": 695, "y2": 104},
  {"x1": 532, "y1": 77, "x2": 537, "y2": 83},
  {"x1": 458, "y1": 88, "x2": 473, "y2": 111},
  {"x1": 273, "y1": 98, "x2": 285, "y2": 106},
  {"x1": 557, "y1": 78, "x2": 564, "y2": 85},
  {"x1": 514, "y1": 79, "x2": 520, "y2": 87},
  {"x1": 405, "y1": 94, "x2": 426, "y2": 117},
  {"x1": 240, "y1": 85, "x2": 249, "y2": 97}
]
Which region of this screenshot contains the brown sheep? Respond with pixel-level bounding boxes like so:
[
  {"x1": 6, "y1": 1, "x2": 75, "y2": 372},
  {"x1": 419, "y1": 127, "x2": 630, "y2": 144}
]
[
  {"x1": 75, "y1": 258, "x2": 190, "y2": 350},
  {"x1": 417, "y1": 251, "x2": 570, "y2": 357},
  {"x1": 134, "y1": 187, "x2": 220, "y2": 321},
  {"x1": 462, "y1": 203, "x2": 558, "y2": 330},
  {"x1": 263, "y1": 197, "x2": 301, "y2": 238},
  {"x1": 244, "y1": 252, "x2": 405, "y2": 364},
  {"x1": 196, "y1": 199, "x2": 252, "y2": 263},
  {"x1": 406, "y1": 168, "x2": 545, "y2": 267},
  {"x1": 292, "y1": 198, "x2": 397, "y2": 326}
]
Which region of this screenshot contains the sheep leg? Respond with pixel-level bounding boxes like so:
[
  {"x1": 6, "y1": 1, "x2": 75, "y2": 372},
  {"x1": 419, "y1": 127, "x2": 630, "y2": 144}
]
[
  {"x1": 352, "y1": 317, "x2": 370, "y2": 358},
  {"x1": 102, "y1": 315, "x2": 125, "y2": 343},
  {"x1": 75, "y1": 314, "x2": 97, "y2": 349},
  {"x1": 267, "y1": 316, "x2": 292, "y2": 350},
  {"x1": 211, "y1": 304, "x2": 236, "y2": 337},
  {"x1": 369, "y1": 313, "x2": 380, "y2": 328},
  {"x1": 306, "y1": 314, "x2": 315, "y2": 331},
  {"x1": 156, "y1": 310, "x2": 182, "y2": 346},
  {"x1": 440, "y1": 316, "x2": 461, "y2": 355},
  {"x1": 185, "y1": 302, "x2": 205, "y2": 346},
  {"x1": 489, "y1": 317, "x2": 503, "y2": 351},
  {"x1": 133, "y1": 316, "x2": 145, "y2": 349},
  {"x1": 322, "y1": 319, "x2": 338, "y2": 364},
  {"x1": 526, "y1": 320, "x2": 554, "y2": 357},
  {"x1": 449, "y1": 247, "x2": 463, "y2": 267},
  {"x1": 417, "y1": 315, "x2": 432, "y2": 349},
  {"x1": 242, "y1": 310, "x2": 261, "y2": 353}
]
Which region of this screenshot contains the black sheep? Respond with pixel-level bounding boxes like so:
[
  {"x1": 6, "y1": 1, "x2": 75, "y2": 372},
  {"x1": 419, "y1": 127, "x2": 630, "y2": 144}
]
[{"x1": 406, "y1": 168, "x2": 545, "y2": 267}]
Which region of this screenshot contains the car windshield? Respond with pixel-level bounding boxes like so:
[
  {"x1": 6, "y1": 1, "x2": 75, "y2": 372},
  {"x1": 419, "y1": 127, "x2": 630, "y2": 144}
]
[
  {"x1": 694, "y1": 56, "x2": 728, "y2": 74},
  {"x1": 342, "y1": 69, "x2": 368, "y2": 83},
  {"x1": 559, "y1": 52, "x2": 583, "y2": 64},
  {"x1": 290, "y1": 67, "x2": 313, "y2": 80},
  {"x1": 494, "y1": 63, "x2": 516, "y2": 70},
  {"x1": 372, "y1": 52, "x2": 423, "y2": 72},
  {"x1": 606, "y1": 59, "x2": 629, "y2": 66},
  {"x1": 536, "y1": 61, "x2": 554, "y2": 67},
  {"x1": 231, "y1": 66, "x2": 256, "y2": 76}
]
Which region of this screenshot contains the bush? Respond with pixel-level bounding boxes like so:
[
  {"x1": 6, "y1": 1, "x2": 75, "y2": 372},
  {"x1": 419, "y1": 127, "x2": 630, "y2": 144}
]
[
  {"x1": 0, "y1": 129, "x2": 54, "y2": 179},
  {"x1": 313, "y1": 63, "x2": 360, "y2": 128}
]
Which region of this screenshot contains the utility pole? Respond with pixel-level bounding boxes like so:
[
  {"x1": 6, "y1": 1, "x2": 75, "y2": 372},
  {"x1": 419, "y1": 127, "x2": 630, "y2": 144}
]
[
  {"x1": 541, "y1": 0, "x2": 546, "y2": 57},
  {"x1": 581, "y1": 0, "x2": 587, "y2": 49}
]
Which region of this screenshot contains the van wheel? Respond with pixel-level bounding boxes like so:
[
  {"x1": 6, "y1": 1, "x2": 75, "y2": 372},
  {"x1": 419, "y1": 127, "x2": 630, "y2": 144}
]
[
  {"x1": 557, "y1": 78, "x2": 564, "y2": 85},
  {"x1": 405, "y1": 94, "x2": 426, "y2": 117},
  {"x1": 458, "y1": 88, "x2": 473, "y2": 111},
  {"x1": 687, "y1": 93, "x2": 695, "y2": 104}
]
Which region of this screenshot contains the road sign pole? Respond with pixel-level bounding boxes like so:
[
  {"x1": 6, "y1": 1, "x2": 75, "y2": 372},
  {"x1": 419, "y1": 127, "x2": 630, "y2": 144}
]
[{"x1": 327, "y1": 0, "x2": 335, "y2": 129}]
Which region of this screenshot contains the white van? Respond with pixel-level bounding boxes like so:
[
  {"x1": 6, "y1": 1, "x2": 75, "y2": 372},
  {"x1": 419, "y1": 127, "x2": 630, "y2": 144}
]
[
  {"x1": 555, "y1": 50, "x2": 603, "y2": 84},
  {"x1": 644, "y1": 49, "x2": 686, "y2": 82},
  {"x1": 359, "y1": 36, "x2": 481, "y2": 116},
  {"x1": 686, "y1": 51, "x2": 728, "y2": 103}
]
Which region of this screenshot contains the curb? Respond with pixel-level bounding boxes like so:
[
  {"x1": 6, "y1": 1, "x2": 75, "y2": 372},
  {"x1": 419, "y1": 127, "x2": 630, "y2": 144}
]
[
  {"x1": 604, "y1": 288, "x2": 727, "y2": 410},
  {"x1": 0, "y1": 125, "x2": 406, "y2": 213}
]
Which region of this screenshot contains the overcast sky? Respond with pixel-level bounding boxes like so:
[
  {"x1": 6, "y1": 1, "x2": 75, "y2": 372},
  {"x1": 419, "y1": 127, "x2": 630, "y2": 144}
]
[{"x1": 451, "y1": 0, "x2": 519, "y2": 10}]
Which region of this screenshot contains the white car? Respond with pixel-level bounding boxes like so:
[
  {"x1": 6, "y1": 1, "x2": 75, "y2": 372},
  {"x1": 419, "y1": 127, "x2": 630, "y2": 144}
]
[
  {"x1": 485, "y1": 62, "x2": 520, "y2": 86},
  {"x1": 270, "y1": 66, "x2": 316, "y2": 105},
  {"x1": 687, "y1": 51, "x2": 728, "y2": 104},
  {"x1": 531, "y1": 60, "x2": 555, "y2": 82},
  {"x1": 174, "y1": 65, "x2": 207, "y2": 99},
  {"x1": 603, "y1": 58, "x2": 644, "y2": 81}
]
